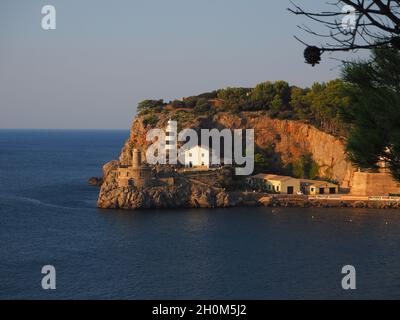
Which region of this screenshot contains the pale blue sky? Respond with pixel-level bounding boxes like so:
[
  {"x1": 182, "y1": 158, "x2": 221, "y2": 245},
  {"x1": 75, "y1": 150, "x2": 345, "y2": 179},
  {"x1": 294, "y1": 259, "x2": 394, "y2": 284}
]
[{"x1": 0, "y1": 0, "x2": 362, "y2": 129}]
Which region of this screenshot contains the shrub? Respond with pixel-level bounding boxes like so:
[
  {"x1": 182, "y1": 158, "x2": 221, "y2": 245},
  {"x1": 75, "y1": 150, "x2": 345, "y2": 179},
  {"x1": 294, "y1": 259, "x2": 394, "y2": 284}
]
[
  {"x1": 194, "y1": 103, "x2": 211, "y2": 114},
  {"x1": 137, "y1": 99, "x2": 165, "y2": 115},
  {"x1": 143, "y1": 114, "x2": 159, "y2": 127},
  {"x1": 291, "y1": 155, "x2": 319, "y2": 179},
  {"x1": 171, "y1": 100, "x2": 185, "y2": 109}
]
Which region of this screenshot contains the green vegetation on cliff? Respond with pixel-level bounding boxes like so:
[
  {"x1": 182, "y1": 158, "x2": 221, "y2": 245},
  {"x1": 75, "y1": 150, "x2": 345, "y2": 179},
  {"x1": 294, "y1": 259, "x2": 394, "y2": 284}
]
[
  {"x1": 134, "y1": 47, "x2": 400, "y2": 183},
  {"x1": 137, "y1": 79, "x2": 351, "y2": 136},
  {"x1": 289, "y1": 155, "x2": 320, "y2": 180},
  {"x1": 341, "y1": 47, "x2": 400, "y2": 181}
]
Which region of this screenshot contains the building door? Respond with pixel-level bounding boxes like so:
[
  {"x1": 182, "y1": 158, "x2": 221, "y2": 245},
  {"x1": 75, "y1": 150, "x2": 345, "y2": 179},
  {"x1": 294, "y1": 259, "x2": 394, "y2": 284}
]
[
  {"x1": 319, "y1": 188, "x2": 325, "y2": 194},
  {"x1": 329, "y1": 188, "x2": 336, "y2": 194},
  {"x1": 287, "y1": 186, "x2": 294, "y2": 194}
]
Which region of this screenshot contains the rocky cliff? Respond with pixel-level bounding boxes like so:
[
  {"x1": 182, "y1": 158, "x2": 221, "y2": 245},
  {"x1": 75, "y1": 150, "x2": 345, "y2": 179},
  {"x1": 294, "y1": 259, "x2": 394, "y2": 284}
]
[
  {"x1": 97, "y1": 111, "x2": 357, "y2": 209},
  {"x1": 97, "y1": 175, "x2": 232, "y2": 210},
  {"x1": 97, "y1": 160, "x2": 259, "y2": 209},
  {"x1": 216, "y1": 113, "x2": 355, "y2": 188},
  {"x1": 117, "y1": 111, "x2": 355, "y2": 186}
]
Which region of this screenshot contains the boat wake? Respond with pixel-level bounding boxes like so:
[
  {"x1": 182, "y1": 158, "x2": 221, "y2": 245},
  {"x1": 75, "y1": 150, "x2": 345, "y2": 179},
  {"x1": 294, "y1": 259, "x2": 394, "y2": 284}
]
[{"x1": 0, "y1": 194, "x2": 93, "y2": 211}]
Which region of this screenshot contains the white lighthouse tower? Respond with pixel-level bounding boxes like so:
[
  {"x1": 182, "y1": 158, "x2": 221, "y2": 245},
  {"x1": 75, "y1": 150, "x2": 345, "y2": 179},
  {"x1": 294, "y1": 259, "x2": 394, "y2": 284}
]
[{"x1": 165, "y1": 119, "x2": 177, "y2": 164}]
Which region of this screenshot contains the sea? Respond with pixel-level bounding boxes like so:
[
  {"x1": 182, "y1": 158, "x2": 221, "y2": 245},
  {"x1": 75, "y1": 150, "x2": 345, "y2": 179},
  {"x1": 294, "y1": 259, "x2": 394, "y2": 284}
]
[{"x1": 0, "y1": 129, "x2": 400, "y2": 300}]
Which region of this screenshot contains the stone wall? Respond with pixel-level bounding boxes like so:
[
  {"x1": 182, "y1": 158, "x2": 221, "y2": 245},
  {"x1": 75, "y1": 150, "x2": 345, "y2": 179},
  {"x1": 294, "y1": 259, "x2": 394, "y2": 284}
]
[{"x1": 350, "y1": 172, "x2": 400, "y2": 196}]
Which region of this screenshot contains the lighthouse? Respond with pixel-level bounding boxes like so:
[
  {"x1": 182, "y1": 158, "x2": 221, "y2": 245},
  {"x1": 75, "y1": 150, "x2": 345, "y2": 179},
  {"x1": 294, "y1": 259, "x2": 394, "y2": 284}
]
[
  {"x1": 117, "y1": 148, "x2": 152, "y2": 188},
  {"x1": 131, "y1": 148, "x2": 142, "y2": 169},
  {"x1": 165, "y1": 119, "x2": 177, "y2": 164}
]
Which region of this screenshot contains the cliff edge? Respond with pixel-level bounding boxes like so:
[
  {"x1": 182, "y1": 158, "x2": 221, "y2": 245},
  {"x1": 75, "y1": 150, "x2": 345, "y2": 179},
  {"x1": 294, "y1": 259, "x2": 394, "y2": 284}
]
[{"x1": 96, "y1": 111, "x2": 357, "y2": 210}]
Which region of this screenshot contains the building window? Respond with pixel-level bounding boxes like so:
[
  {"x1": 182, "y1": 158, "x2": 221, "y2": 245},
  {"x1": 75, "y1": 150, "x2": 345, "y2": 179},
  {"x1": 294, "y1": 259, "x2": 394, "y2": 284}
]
[
  {"x1": 189, "y1": 153, "x2": 192, "y2": 157},
  {"x1": 202, "y1": 153, "x2": 205, "y2": 157}
]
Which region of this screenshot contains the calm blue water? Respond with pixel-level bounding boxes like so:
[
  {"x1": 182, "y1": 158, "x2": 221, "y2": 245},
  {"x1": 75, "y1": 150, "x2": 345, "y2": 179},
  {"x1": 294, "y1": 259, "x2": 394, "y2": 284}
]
[{"x1": 1, "y1": 130, "x2": 400, "y2": 300}]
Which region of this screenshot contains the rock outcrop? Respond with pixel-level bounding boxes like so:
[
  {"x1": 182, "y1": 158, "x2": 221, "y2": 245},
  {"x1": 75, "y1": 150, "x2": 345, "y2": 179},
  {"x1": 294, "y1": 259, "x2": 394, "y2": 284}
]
[
  {"x1": 96, "y1": 111, "x2": 367, "y2": 210},
  {"x1": 214, "y1": 113, "x2": 355, "y2": 188},
  {"x1": 97, "y1": 160, "x2": 234, "y2": 209},
  {"x1": 88, "y1": 177, "x2": 103, "y2": 186},
  {"x1": 117, "y1": 111, "x2": 355, "y2": 186}
]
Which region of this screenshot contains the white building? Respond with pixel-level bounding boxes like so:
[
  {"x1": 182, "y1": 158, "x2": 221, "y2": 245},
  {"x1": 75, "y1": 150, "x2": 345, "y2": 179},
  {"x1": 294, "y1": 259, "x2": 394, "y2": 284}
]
[
  {"x1": 184, "y1": 145, "x2": 210, "y2": 168},
  {"x1": 165, "y1": 119, "x2": 212, "y2": 168}
]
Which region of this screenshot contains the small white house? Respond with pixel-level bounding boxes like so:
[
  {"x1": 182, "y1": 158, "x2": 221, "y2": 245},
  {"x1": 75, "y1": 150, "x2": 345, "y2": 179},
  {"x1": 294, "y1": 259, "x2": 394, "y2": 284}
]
[{"x1": 184, "y1": 145, "x2": 210, "y2": 168}]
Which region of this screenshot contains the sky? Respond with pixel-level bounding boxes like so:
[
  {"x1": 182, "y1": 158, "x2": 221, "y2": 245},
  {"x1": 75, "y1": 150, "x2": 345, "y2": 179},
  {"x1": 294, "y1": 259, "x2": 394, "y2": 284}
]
[{"x1": 0, "y1": 0, "x2": 364, "y2": 129}]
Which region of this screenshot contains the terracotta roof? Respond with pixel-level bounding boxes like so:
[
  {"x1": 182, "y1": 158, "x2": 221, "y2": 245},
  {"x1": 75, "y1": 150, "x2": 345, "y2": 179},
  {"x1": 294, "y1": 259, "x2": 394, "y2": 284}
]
[
  {"x1": 300, "y1": 179, "x2": 338, "y2": 187},
  {"x1": 251, "y1": 174, "x2": 297, "y2": 182}
]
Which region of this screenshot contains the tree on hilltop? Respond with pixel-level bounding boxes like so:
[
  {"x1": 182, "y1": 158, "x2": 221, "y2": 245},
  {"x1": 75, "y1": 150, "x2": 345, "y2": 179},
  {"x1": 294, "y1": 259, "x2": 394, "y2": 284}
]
[{"x1": 341, "y1": 46, "x2": 400, "y2": 180}]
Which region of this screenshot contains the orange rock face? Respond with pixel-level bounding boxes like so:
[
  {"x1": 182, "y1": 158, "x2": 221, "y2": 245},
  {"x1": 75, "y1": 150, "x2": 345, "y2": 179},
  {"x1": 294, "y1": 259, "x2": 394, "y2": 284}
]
[
  {"x1": 97, "y1": 111, "x2": 400, "y2": 209},
  {"x1": 117, "y1": 111, "x2": 356, "y2": 188},
  {"x1": 215, "y1": 113, "x2": 355, "y2": 188}
]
